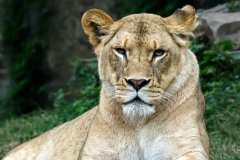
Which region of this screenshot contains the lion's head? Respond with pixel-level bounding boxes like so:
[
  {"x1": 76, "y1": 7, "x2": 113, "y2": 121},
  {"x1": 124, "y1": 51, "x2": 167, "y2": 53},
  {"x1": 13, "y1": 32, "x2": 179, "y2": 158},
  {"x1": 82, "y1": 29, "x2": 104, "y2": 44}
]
[{"x1": 82, "y1": 6, "x2": 199, "y2": 119}]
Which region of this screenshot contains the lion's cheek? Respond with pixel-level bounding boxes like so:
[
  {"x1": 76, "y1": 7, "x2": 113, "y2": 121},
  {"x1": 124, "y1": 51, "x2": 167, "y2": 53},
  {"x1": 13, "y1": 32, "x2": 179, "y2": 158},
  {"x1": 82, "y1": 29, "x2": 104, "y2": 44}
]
[
  {"x1": 98, "y1": 59, "x2": 117, "y2": 83},
  {"x1": 115, "y1": 96, "x2": 125, "y2": 104},
  {"x1": 159, "y1": 67, "x2": 179, "y2": 89}
]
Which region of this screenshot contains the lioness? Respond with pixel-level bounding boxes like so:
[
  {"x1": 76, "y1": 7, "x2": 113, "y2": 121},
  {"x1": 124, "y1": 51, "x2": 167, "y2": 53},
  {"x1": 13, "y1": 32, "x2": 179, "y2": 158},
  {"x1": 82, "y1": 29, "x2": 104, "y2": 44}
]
[{"x1": 3, "y1": 5, "x2": 209, "y2": 160}]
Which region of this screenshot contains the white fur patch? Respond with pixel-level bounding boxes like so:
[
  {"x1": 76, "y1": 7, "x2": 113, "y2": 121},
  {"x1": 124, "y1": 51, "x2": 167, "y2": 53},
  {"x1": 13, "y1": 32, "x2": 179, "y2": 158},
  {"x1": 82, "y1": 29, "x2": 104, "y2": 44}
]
[{"x1": 122, "y1": 100, "x2": 155, "y2": 120}]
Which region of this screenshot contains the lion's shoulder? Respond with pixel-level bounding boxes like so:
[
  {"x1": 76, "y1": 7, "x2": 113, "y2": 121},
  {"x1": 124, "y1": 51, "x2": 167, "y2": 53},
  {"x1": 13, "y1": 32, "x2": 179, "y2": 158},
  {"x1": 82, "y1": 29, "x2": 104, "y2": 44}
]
[{"x1": 3, "y1": 107, "x2": 98, "y2": 160}]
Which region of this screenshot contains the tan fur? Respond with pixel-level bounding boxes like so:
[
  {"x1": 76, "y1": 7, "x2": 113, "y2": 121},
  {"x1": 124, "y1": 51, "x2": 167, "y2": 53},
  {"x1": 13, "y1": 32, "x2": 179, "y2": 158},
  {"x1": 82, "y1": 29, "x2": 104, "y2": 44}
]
[{"x1": 3, "y1": 5, "x2": 209, "y2": 160}]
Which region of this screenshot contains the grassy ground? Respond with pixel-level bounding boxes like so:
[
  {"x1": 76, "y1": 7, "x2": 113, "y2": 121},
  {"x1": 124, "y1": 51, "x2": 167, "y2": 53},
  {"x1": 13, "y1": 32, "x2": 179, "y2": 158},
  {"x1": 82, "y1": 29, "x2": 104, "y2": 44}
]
[
  {"x1": 207, "y1": 109, "x2": 240, "y2": 160},
  {"x1": 0, "y1": 103, "x2": 239, "y2": 159},
  {"x1": 0, "y1": 106, "x2": 79, "y2": 158}
]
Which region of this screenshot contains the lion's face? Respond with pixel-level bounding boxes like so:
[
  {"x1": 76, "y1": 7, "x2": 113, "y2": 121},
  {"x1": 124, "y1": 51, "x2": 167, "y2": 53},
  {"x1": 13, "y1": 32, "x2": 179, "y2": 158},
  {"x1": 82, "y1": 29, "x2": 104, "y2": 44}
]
[
  {"x1": 82, "y1": 6, "x2": 197, "y2": 117},
  {"x1": 99, "y1": 20, "x2": 184, "y2": 117}
]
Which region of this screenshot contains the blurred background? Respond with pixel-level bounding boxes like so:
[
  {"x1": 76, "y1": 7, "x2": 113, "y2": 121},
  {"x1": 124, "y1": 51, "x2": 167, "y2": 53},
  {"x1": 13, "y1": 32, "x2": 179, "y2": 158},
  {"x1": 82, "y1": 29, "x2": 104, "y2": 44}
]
[{"x1": 0, "y1": 0, "x2": 240, "y2": 159}]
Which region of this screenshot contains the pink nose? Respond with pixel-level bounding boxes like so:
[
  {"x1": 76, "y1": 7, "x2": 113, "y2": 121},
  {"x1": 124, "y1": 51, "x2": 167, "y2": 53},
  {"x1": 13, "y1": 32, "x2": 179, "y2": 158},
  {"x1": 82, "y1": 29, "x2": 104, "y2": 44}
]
[{"x1": 126, "y1": 79, "x2": 150, "y2": 90}]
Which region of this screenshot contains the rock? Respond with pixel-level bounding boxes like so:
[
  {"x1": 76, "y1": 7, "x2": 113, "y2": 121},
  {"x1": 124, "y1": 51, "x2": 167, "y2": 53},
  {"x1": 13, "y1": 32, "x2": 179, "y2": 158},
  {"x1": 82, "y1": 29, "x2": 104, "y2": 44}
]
[
  {"x1": 200, "y1": 12, "x2": 240, "y2": 49},
  {"x1": 226, "y1": 50, "x2": 240, "y2": 62},
  {"x1": 197, "y1": 2, "x2": 240, "y2": 60},
  {"x1": 45, "y1": 0, "x2": 122, "y2": 92},
  {"x1": 200, "y1": 4, "x2": 226, "y2": 13}
]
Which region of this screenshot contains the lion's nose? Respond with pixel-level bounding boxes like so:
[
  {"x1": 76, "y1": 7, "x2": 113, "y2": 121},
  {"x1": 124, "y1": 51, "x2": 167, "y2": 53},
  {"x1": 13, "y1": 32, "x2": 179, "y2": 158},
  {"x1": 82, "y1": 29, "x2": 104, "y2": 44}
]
[{"x1": 126, "y1": 79, "x2": 150, "y2": 90}]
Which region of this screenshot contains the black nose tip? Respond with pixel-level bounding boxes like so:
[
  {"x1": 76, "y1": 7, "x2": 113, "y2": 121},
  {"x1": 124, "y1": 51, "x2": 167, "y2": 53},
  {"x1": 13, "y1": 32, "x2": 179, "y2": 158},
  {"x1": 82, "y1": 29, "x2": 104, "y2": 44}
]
[{"x1": 126, "y1": 79, "x2": 150, "y2": 90}]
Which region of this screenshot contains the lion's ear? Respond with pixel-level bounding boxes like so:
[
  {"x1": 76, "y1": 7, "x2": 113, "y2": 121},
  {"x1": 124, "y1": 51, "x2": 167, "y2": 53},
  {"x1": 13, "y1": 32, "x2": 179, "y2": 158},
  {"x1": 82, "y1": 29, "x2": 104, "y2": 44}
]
[
  {"x1": 164, "y1": 5, "x2": 198, "y2": 47},
  {"x1": 81, "y1": 9, "x2": 114, "y2": 47}
]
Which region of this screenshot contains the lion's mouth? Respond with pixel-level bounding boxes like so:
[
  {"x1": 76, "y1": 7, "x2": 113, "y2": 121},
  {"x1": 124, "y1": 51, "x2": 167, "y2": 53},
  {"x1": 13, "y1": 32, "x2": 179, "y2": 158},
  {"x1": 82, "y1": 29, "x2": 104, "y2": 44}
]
[{"x1": 123, "y1": 97, "x2": 150, "y2": 106}]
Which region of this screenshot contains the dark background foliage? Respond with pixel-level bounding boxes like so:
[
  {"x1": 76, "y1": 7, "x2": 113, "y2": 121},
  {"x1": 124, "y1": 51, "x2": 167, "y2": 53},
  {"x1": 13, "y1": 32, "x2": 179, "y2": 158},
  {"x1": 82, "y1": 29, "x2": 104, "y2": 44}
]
[
  {"x1": 1, "y1": 0, "x2": 50, "y2": 115},
  {"x1": 120, "y1": 0, "x2": 230, "y2": 16}
]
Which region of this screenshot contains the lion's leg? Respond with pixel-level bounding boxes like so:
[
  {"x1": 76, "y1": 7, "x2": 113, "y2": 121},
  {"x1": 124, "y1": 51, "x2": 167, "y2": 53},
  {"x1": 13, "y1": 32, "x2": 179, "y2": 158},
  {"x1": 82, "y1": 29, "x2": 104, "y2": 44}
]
[{"x1": 177, "y1": 152, "x2": 208, "y2": 160}]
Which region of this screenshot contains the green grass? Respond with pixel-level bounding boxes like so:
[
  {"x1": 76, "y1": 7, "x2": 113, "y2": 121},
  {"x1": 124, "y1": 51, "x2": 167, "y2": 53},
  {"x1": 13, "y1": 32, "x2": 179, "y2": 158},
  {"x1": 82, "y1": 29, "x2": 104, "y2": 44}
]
[
  {"x1": 0, "y1": 106, "x2": 79, "y2": 159},
  {"x1": 207, "y1": 109, "x2": 240, "y2": 160},
  {"x1": 1, "y1": 103, "x2": 240, "y2": 159}
]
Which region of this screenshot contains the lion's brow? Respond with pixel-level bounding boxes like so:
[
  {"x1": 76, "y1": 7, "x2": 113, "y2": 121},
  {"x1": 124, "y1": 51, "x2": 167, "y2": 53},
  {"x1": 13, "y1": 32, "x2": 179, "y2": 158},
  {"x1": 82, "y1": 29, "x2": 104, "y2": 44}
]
[{"x1": 103, "y1": 24, "x2": 123, "y2": 46}]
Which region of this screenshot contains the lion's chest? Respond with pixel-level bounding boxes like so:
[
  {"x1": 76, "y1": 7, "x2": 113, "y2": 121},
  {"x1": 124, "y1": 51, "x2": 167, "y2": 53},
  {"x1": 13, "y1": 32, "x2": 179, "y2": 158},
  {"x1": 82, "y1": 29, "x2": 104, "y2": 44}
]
[
  {"x1": 138, "y1": 135, "x2": 176, "y2": 160},
  {"x1": 82, "y1": 134, "x2": 176, "y2": 160}
]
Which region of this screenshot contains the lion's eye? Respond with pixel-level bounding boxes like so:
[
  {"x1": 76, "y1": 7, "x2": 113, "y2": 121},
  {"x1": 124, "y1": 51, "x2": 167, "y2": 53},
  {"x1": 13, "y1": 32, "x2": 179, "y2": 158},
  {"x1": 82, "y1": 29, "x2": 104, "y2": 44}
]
[
  {"x1": 115, "y1": 48, "x2": 126, "y2": 56},
  {"x1": 153, "y1": 49, "x2": 166, "y2": 59}
]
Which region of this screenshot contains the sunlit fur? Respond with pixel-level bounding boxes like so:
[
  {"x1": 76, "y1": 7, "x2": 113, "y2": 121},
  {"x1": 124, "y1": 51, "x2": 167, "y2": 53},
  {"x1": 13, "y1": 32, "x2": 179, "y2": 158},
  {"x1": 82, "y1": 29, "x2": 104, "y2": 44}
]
[{"x1": 3, "y1": 5, "x2": 209, "y2": 160}]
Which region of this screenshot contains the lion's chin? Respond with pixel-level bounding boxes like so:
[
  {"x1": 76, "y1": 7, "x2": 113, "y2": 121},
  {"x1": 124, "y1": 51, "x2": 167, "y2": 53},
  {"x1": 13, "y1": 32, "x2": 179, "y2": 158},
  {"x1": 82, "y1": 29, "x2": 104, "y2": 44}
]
[{"x1": 122, "y1": 98, "x2": 155, "y2": 119}]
